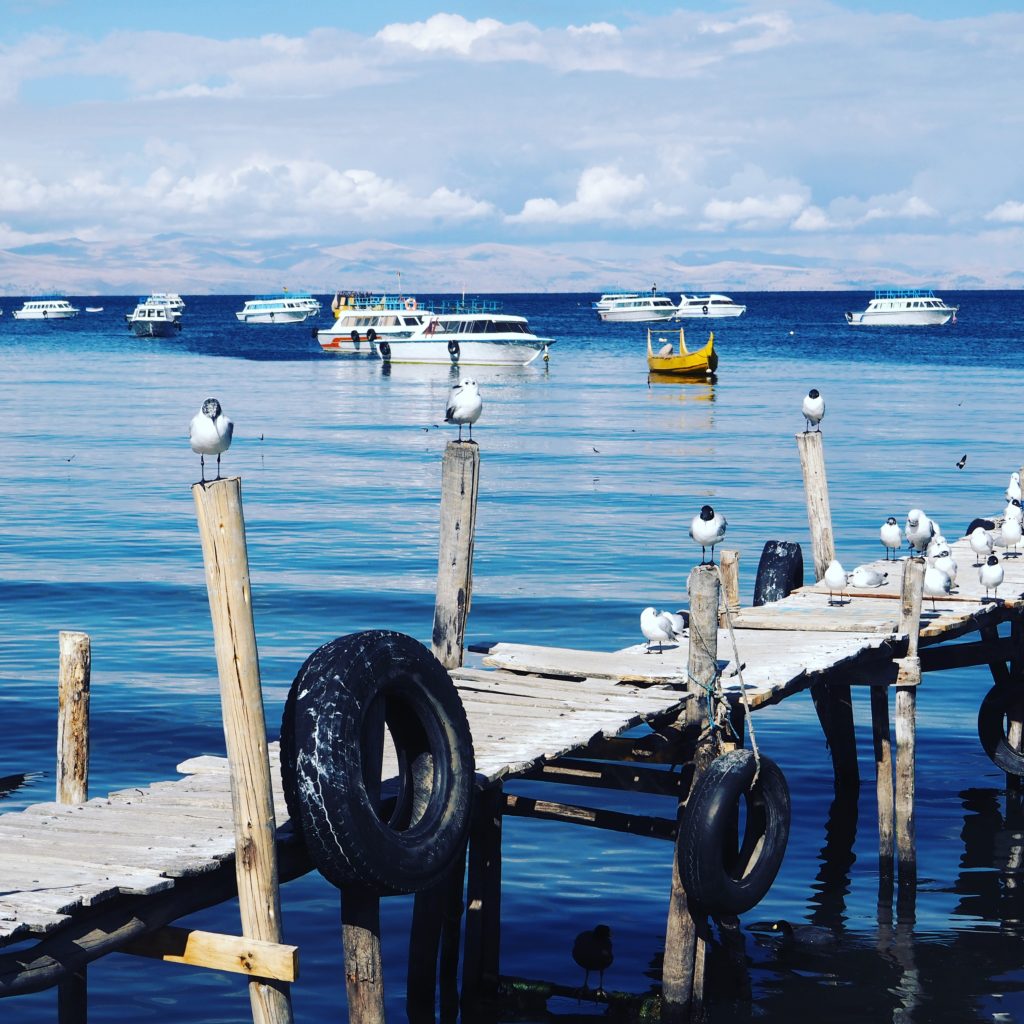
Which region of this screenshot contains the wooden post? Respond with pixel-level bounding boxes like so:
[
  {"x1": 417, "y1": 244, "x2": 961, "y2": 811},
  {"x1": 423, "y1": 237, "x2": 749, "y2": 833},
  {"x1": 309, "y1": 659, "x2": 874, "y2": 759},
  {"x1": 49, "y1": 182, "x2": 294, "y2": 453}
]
[
  {"x1": 461, "y1": 785, "x2": 503, "y2": 1013},
  {"x1": 432, "y1": 441, "x2": 481, "y2": 671},
  {"x1": 57, "y1": 630, "x2": 90, "y2": 1024},
  {"x1": 718, "y1": 550, "x2": 740, "y2": 624},
  {"x1": 895, "y1": 557, "x2": 925, "y2": 889},
  {"x1": 341, "y1": 889, "x2": 385, "y2": 1024},
  {"x1": 662, "y1": 565, "x2": 720, "y2": 1023},
  {"x1": 810, "y1": 682, "x2": 860, "y2": 792},
  {"x1": 193, "y1": 478, "x2": 293, "y2": 1024},
  {"x1": 870, "y1": 685, "x2": 895, "y2": 880},
  {"x1": 795, "y1": 431, "x2": 835, "y2": 581},
  {"x1": 1008, "y1": 617, "x2": 1024, "y2": 793}
]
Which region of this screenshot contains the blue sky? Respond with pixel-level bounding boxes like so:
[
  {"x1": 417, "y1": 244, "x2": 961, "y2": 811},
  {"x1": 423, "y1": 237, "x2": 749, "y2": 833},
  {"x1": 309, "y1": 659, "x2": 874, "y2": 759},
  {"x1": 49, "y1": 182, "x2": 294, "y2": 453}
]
[{"x1": 1, "y1": 1, "x2": 1022, "y2": 290}]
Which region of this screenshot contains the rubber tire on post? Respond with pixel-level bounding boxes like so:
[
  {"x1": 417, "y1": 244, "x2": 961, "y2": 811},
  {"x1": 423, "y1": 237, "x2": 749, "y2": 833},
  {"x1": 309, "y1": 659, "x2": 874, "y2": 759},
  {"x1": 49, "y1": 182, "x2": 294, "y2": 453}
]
[
  {"x1": 378, "y1": 340, "x2": 391, "y2": 360},
  {"x1": 978, "y1": 685, "x2": 1024, "y2": 777},
  {"x1": 280, "y1": 629, "x2": 475, "y2": 896},
  {"x1": 679, "y1": 749, "x2": 790, "y2": 915},
  {"x1": 350, "y1": 329, "x2": 360, "y2": 345},
  {"x1": 448, "y1": 340, "x2": 460, "y2": 360},
  {"x1": 702, "y1": 305, "x2": 709, "y2": 315},
  {"x1": 752, "y1": 541, "x2": 804, "y2": 607},
  {"x1": 367, "y1": 328, "x2": 377, "y2": 343}
]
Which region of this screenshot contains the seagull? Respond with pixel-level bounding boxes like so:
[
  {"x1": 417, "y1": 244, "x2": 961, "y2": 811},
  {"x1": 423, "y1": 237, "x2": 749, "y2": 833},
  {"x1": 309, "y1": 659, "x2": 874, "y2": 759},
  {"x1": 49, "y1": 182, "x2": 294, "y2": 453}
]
[
  {"x1": 824, "y1": 559, "x2": 847, "y2": 606},
  {"x1": 925, "y1": 533, "x2": 948, "y2": 558},
  {"x1": 444, "y1": 378, "x2": 482, "y2": 442},
  {"x1": 929, "y1": 547, "x2": 958, "y2": 585},
  {"x1": 1004, "y1": 498, "x2": 1022, "y2": 524},
  {"x1": 850, "y1": 565, "x2": 888, "y2": 588},
  {"x1": 880, "y1": 517, "x2": 902, "y2": 560},
  {"x1": 689, "y1": 505, "x2": 727, "y2": 564},
  {"x1": 904, "y1": 509, "x2": 935, "y2": 554},
  {"x1": 1001, "y1": 515, "x2": 1022, "y2": 557},
  {"x1": 572, "y1": 924, "x2": 613, "y2": 994},
  {"x1": 1006, "y1": 472, "x2": 1021, "y2": 503},
  {"x1": 980, "y1": 553, "x2": 1004, "y2": 601},
  {"x1": 188, "y1": 398, "x2": 234, "y2": 482},
  {"x1": 923, "y1": 565, "x2": 952, "y2": 611},
  {"x1": 640, "y1": 607, "x2": 685, "y2": 653},
  {"x1": 801, "y1": 389, "x2": 825, "y2": 432},
  {"x1": 969, "y1": 526, "x2": 994, "y2": 566}
]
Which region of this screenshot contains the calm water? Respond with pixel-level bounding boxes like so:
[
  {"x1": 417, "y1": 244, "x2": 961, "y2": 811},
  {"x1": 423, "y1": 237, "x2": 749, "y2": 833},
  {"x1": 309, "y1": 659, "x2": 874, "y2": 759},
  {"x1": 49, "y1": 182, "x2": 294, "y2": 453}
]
[{"x1": 2, "y1": 291, "x2": 1023, "y2": 1022}]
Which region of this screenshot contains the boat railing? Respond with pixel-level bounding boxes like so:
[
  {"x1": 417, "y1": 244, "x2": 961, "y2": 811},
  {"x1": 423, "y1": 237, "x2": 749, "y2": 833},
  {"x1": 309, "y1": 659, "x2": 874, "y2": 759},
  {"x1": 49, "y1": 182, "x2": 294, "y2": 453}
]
[
  {"x1": 872, "y1": 288, "x2": 938, "y2": 299},
  {"x1": 432, "y1": 299, "x2": 503, "y2": 315}
]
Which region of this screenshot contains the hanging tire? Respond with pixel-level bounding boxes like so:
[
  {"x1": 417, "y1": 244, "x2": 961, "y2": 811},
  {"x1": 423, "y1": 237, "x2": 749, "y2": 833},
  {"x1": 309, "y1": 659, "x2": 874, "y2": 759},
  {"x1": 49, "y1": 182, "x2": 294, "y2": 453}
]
[
  {"x1": 702, "y1": 305, "x2": 709, "y2": 315},
  {"x1": 752, "y1": 541, "x2": 804, "y2": 606},
  {"x1": 280, "y1": 630, "x2": 475, "y2": 896},
  {"x1": 679, "y1": 749, "x2": 790, "y2": 915},
  {"x1": 448, "y1": 340, "x2": 460, "y2": 359},
  {"x1": 378, "y1": 340, "x2": 391, "y2": 360},
  {"x1": 978, "y1": 686, "x2": 1024, "y2": 777},
  {"x1": 367, "y1": 328, "x2": 377, "y2": 343},
  {"x1": 350, "y1": 330, "x2": 360, "y2": 345}
]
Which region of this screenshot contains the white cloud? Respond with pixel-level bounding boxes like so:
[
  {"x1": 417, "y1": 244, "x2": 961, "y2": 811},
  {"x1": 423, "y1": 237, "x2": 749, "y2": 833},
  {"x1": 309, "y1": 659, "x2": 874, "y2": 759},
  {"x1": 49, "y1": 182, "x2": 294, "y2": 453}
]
[
  {"x1": 792, "y1": 206, "x2": 832, "y2": 232},
  {"x1": 508, "y1": 166, "x2": 655, "y2": 225},
  {"x1": 698, "y1": 13, "x2": 795, "y2": 54},
  {"x1": 567, "y1": 23, "x2": 619, "y2": 37},
  {"x1": 986, "y1": 200, "x2": 1024, "y2": 223},
  {"x1": 703, "y1": 193, "x2": 806, "y2": 228},
  {"x1": 376, "y1": 14, "x2": 504, "y2": 55}
]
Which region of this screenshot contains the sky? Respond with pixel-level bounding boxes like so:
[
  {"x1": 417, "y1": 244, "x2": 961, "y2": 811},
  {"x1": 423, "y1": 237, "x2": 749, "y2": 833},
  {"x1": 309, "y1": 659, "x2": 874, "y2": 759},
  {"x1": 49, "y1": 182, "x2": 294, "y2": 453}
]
[{"x1": 1, "y1": 0, "x2": 1022, "y2": 291}]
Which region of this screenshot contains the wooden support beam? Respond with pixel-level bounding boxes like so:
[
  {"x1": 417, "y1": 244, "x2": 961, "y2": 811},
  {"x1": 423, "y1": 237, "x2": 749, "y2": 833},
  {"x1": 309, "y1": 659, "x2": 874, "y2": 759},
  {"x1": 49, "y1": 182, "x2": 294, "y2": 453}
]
[
  {"x1": 718, "y1": 549, "x2": 740, "y2": 624},
  {"x1": 811, "y1": 681, "x2": 860, "y2": 793},
  {"x1": 795, "y1": 430, "x2": 835, "y2": 581},
  {"x1": 341, "y1": 888, "x2": 385, "y2": 1024},
  {"x1": 193, "y1": 477, "x2": 293, "y2": 1024},
  {"x1": 432, "y1": 441, "x2": 481, "y2": 670},
  {"x1": 870, "y1": 686, "x2": 894, "y2": 880},
  {"x1": 981, "y1": 624, "x2": 1012, "y2": 688},
  {"x1": 502, "y1": 793, "x2": 676, "y2": 840},
  {"x1": 662, "y1": 564, "x2": 720, "y2": 1022},
  {"x1": 57, "y1": 630, "x2": 91, "y2": 1024},
  {"x1": 462, "y1": 785, "x2": 503, "y2": 1012},
  {"x1": 120, "y1": 926, "x2": 298, "y2": 982},
  {"x1": 518, "y1": 758, "x2": 689, "y2": 797}
]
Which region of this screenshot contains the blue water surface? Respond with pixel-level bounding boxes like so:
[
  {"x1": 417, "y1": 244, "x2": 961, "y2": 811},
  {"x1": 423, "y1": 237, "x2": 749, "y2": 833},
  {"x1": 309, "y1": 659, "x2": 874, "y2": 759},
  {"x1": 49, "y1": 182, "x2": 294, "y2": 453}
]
[{"x1": 2, "y1": 290, "x2": 1023, "y2": 1022}]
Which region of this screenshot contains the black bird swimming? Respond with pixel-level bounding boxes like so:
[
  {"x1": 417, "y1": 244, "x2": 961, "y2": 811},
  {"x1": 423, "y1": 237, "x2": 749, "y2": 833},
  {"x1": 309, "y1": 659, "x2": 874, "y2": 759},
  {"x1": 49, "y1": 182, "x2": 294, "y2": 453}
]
[
  {"x1": 769, "y1": 920, "x2": 838, "y2": 947},
  {"x1": 572, "y1": 924, "x2": 613, "y2": 992}
]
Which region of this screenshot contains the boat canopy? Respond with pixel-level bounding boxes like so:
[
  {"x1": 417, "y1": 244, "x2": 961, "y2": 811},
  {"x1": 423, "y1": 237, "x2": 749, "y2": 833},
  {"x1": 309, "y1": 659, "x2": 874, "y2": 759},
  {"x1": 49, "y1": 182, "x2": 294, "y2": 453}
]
[{"x1": 871, "y1": 288, "x2": 939, "y2": 299}]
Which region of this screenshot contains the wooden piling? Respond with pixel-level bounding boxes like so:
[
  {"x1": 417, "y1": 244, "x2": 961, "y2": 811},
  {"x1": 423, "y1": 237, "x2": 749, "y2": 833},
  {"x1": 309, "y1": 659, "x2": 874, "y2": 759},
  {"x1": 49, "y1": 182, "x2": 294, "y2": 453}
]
[
  {"x1": 57, "y1": 630, "x2": 90, "y2": 1024},
  {"x1": 718, "y1": 549, "x2": 740, "y2": 624},
  {"x1": 432, "y1": 441, "x2": 481, "y2": 671},
  {"x1": 662, "y1": 564, "x2": 720, "y2": 1023},
  {"x1": 870, "y1": 685, "x2": 895, "y2": 879},
  {"x1": 811, "y1": 682, "x2": 860, "y2": 792},
  {"x1": 795, "y1": 430, "x2": 835, "y2": 581},
  {"x1": 193, "y1": 477, "x2": 293, "y2": 1024},
  {"x1": 462, "y1": 785, "x2": 503, "y2": 1012},
  {"x1": 895, "y1": 557, "x2": 925, "y2": 888},
  {"x1": 341, "y1": 889, "x2": 385, "y2": 1024}
]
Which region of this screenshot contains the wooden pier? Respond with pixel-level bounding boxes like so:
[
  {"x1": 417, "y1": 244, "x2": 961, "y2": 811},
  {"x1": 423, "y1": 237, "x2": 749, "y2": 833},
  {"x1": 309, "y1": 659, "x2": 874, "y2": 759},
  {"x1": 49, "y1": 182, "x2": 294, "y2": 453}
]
[{"x1": 2, "y1": 437, "x2": 1023, "y2": 1021}]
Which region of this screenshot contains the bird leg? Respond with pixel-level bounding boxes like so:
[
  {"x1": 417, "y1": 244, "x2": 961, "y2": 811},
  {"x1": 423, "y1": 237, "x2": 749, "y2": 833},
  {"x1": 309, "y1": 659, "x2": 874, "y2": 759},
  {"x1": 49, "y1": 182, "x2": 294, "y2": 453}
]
[
  {"x1": 216, "y1": 453, "x2": 222, "y2": 480},
  {"x1": 200, "y1": 454, "x2": 206, "y2": 483}
]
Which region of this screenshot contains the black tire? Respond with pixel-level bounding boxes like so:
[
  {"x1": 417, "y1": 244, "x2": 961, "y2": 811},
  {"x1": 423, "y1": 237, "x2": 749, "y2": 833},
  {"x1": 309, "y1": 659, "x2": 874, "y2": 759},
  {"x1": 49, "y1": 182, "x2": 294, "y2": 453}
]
[
  {"x1": 350, "y1": 329, "x2": 360, "y2": 344},
  {"x1": 367, "y1": 328, "x2": 377, "y2": 343},
  {"x1": 679, "y1": 749, "x2": 790, "y2": 915},
  {"x1": 978, "y1": 686, "x2": 1024, "y2": 776},
  {"x1": 280, "y1": 630, "x2": 475, "y2": 895},
  {"x1": 378, "y1": 340, "x2": 391, "y2": 360},
  {"x1": 702, "y1": 305, "x2": 709, "y2": 315},
  {"x1": 966, "y1": 518, "x2": 995, "y2": 536},
  {"x1": 752, "y1": 541, "x2": 804, "y2": 606},
  {"x1": 448, "y1": 340, "x2": 460, "y2": 359}
]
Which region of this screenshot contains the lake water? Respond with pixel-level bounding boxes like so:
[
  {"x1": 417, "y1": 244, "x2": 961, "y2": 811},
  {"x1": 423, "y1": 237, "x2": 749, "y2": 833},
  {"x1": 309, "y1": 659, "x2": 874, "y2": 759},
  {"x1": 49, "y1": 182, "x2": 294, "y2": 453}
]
[{"x1": 2, "y1": 291, "x2": 1023, "y2": 1022}]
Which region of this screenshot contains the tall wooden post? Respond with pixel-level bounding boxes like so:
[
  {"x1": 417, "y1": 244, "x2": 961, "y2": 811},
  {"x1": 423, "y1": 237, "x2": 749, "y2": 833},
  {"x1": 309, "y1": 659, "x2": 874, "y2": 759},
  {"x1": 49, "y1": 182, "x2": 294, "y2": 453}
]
[
  {"x1": 57, "y1": 630, "x2": 91, "y2": 1024},
  {"x1": 193, "y1": 477, "x2": 293, "y2": 1024},
  {"x1": 871, "y1": 684, "x2": 895, "y2": 880},
  {"x1": 795, "y1": 431, "x2": 835, "y2": 582},
  {"x1": 432, "y1": 441, "x2": 481, "y2": 671},
  {"x1": 341, "y1": 889, "x2": 385, "y2": 1024},
  {"x1": 718, "y1": 550, "x2": 740, "y2": 624},
  {"x1": 895, "y1": 557, "x2": 925, "y2": 889},
  {"x1": 462, "y1": 785, "x2": 503, "y2": 1013},
  {"x1": 663, "y1": 565, "x2": 720, "y2": 1023}
]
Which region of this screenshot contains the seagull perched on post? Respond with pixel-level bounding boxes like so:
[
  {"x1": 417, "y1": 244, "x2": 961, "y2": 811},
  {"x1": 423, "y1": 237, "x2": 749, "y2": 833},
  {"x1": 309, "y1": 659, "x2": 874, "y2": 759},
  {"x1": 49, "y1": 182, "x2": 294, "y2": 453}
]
[
  {"x1": 904, "y1": 509, "x2": 935, "y2": 554},
  {"x1": 880, "y1": 517, "x2": 902, "y2": 560},
  {"x1": 980, "y1": 553, "x2": 1004, "y2": 601},
  {"x1": 444, "y1": 379, "x2": 482, "y2": 442},
  {"x1": 801, "y1": 389, "x2": 825, "y2": 432},
  {"x1": 640, "y1": 607, "x2": 686, "y2": 653},
  {"x1": 189, "y1": 398, "x2": 233, "y2": 482},
  {"x1": 824, "y1": 559, "x2": 847, "y2": 606},
  {"x1": 689, "y1": 505, "x2": 727, "y2": 564},
  {"x1": 572, "y1": 924, "x2": 613, "y2": 995}
]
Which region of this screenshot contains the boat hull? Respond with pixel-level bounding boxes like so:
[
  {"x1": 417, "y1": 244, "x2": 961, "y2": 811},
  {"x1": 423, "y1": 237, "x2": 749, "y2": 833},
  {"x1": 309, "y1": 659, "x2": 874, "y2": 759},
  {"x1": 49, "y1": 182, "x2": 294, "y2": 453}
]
[
  {"x1": 236, "y1": 310, "x2": 313, "y2": 324},
  {"x1": 646, "y1": 329, "x2": 717, "y2": 377},
  {"x1": 845, "y1": 309, "x2": 955, "y2": 326},
  {"x1": 12, "y1": 309, "x2": 78, "y2": 320},
  {"x1": 599, "y1": 308, "x2": 677, "y2": 323},
  {"x1": 378, "y1": 339, "x2": 549, "y2": 367},
  {"x1": 130, "y1": 320, "x2": 179, "y2": 338},
  {"x1": 317, "y1": 332, "x2": 382, "y2": 356},
  {"x1": 676, "y1": 306, "x2": 745, "y2": 318}
]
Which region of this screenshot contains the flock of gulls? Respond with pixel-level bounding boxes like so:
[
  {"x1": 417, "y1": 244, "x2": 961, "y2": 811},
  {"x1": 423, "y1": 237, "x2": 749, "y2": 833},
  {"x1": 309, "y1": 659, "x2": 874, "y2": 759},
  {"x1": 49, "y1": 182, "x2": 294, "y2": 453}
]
[{"x1": 642, "y1": 388, "x2": 1021, "y2": 650}]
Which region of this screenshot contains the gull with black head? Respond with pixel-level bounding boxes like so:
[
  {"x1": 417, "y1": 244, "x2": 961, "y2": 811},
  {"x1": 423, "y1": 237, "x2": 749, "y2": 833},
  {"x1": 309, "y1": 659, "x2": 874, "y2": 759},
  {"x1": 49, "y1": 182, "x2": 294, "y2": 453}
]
[
  {"x1": 689, "y1": 505, "x2": 727, "y2": 565},
  {"x1": 445, "y1": 378, "x2": 482, "y2": 442},
  {"x1": 189, "y1": 398, "x2": 234, "y2": 482},
  {"x1": 801, "y1": 388, "x2": 824, "y2": 432}
]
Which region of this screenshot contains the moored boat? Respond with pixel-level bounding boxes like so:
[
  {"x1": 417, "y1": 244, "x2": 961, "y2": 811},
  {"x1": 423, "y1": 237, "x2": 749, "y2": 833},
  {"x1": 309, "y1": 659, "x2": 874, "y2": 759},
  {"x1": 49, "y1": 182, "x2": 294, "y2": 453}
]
[
  {"x1": 845, "y1": 288, "x2": 957, "y2": 326},
  {"x1": 676, "y1": 293, "x2": 745, "y2": 318},
  {"x1": 646, "y1": 327, "x2": 717, "y2": 378},
  {"x1": 12, "y1": 298, "x2": 80, "y2": 320},
  {"x1": 596, "y1": 288, "x2": 678, "y2": 322},
  {"x1": 236, "y1": 292, "x2": 321, "y2": 324},
  {"x1": 126, "y1": 299, "x2": 181, "y2": 338},
  {"x1": 317, "y1": 294, "x2": 433, "y2": 355}
]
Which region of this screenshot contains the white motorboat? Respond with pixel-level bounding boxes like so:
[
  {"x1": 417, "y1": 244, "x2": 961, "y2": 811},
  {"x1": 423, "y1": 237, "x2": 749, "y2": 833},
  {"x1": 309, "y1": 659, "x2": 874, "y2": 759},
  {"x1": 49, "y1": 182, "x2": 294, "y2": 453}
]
[
  {"x1": 676, "y1": 293, "x2": 746, "y2": 318},
  {"x1": 845, "y1": 288, "x2": 958, "y2": 326},
  {"x1": 236, "y1": 292, "x2": 321, "y2": 324},
  {"x1": 596, "y1": 289, "x2": 678, "y2": 322},
  {"x1": 12, "y1": 298, "x2": 80, "y2": 320},
  {"x1": 85, "y1": 307, "x2": 104, "y2": 313},
  {"x1": 126, "y1": 299, "x2": 182, "y2": 338},
  {"x1": 376, "y1": 301, "x2": 553, "y2": 366},
  {"x1": 147, "y1": 293, "x2": 185, "y2": 312},
  {"x1": 317, "y1": 294, "x2": 434, "y2": 355}
]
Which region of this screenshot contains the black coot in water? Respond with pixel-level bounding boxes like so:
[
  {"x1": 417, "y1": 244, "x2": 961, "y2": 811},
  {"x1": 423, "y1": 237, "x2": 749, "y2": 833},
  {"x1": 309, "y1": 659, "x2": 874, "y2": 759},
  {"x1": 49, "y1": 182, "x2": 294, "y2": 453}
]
[{"x1": 770, "y1": 919, "x2": 839, "y2": 947}]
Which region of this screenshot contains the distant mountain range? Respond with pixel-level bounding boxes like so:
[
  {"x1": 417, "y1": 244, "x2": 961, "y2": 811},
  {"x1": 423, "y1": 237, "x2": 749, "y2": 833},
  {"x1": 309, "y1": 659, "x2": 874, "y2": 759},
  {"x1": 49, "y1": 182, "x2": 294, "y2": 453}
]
[{"x1": 0, "y1": 235, "x2": 1012, "y2": 294}]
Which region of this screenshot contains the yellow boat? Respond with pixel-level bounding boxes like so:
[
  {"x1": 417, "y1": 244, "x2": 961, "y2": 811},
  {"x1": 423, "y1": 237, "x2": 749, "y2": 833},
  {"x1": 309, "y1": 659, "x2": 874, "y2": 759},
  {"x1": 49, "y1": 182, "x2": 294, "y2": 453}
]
[{"x1": 646, "y1": 327, "x2": 717, "y2": 378}]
